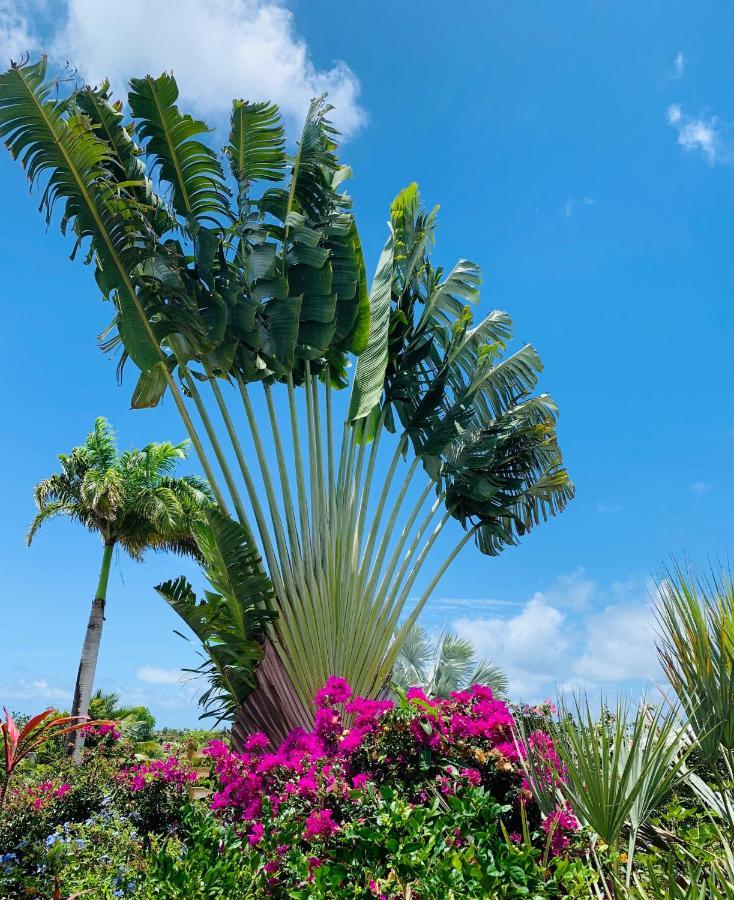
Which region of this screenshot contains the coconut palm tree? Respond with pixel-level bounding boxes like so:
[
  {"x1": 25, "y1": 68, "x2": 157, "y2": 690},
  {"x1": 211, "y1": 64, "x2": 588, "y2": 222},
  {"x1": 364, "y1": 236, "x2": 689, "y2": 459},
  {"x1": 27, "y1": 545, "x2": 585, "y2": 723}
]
[
  {"x1": 27, "y1": 417, "x2": 211, "y2": 759},
  {"x1": 392, "y1": 624, "x2": 508, "y2": 698},
  {"x1": 2, "y1": 58, "x2": 574, "y2": 745}
]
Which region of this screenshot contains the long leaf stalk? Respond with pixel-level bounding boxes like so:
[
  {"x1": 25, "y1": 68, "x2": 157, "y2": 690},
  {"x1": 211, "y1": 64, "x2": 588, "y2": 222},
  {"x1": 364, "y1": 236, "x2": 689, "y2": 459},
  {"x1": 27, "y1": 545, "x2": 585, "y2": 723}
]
[
  {"x1": 254, "y1": 380, "x2": 326, "y2": 699},
  {"x1": 173, "y1": 353, "x2": 251, "y2": 534},
  {"x1": 336, "y1": 417, "x2": 374, "y2": 668},
  {"x1": 261, "y1": 381, "x2": 303, "y2": 563},
  {"x1": 304, "y1": 366, "x2": 334, "y2": 678},
  {"x1": 350, "y1": 483, "x2": 438, "y2": 689},
  {"x1": 204, "y1": 376, "x2": 323, "y2": 704},
  {"x1": 171, "y1": 362, "x2": 477, "y2": 707},
  {"x1": 286, "y1": 374, "x2": 332, "y2": 691},
  {"x1": 345, "y1": 439, "x2": 415, "y2": 673},
  {"x1": 182, "y1": 370, "x2": 319, "y2": 708}
]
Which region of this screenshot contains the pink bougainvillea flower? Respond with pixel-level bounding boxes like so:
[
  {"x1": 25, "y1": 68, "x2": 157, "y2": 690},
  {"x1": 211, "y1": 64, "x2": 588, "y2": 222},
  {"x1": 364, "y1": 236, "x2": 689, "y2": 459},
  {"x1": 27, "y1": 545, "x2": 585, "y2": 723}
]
[
  {"x1": 248, "y1": 821, "x2": 264, "y2": 846},
  {"x1": 304, "y1": 808, "x2": 339, "y2": 841},
  {"x1": 313, "y1": 676, "x2": 352, "y2": 707}
]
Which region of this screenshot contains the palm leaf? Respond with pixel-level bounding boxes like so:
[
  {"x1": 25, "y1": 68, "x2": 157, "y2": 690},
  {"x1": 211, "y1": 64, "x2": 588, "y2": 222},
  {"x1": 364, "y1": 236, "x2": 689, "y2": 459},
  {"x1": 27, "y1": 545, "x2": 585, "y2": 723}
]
[
  {"x1": 348, "y1": 227, "x2": 395, "y2": 420},
  {"x1": 156, "y1": 506, "x2": 276, "y2": 722},
  {"x1": 226, "y1": 99, "x2": 286, "y2": 189},
  {"x1": 128, "y1": 72, "x2": 230, "y2": 227},
  {"x1": 0, "y1": 58, "x2": 165, "y2": 375}
]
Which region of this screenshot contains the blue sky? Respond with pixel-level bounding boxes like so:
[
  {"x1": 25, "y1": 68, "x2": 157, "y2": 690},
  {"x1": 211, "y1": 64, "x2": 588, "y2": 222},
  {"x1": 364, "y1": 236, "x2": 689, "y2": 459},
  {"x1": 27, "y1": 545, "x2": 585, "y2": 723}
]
[{"x1": 1, "y1": 0, "x2": 732, "y2": 726}]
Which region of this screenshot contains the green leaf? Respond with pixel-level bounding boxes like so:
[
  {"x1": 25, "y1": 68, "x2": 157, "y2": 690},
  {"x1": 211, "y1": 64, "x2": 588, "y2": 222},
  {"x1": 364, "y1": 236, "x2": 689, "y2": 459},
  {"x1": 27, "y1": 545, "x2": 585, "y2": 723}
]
[
  {"x1": 128, "y1": 72, "x2": 230, "y2": 225},
  {"x1": 348, "y1": 226, "x2": 394, "y2": 420},
  {"x1": 344, "y1": 221, "x2": 370, "y2": 354},
  {"x1": 226, "y1": 99, "x2": 286, "y2": 187},
  {"x1": 130, "y1": 361, "x2": 168, "y2": 408},
  {"x1": 260, "y1": 295, "x2": 302, "y2": 370},
  {"x1": 157, "y1": 506, "x2": 275, "y2": 721},
  {"x1": 116, "y1": 289, "x2": 160, "y2": 372}
]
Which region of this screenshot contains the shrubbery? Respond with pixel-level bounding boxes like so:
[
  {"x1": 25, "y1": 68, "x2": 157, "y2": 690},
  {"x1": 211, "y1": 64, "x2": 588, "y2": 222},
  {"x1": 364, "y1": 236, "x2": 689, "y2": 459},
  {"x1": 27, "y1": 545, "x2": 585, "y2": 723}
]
[{"x1": 1, "y1": 682, "x2": 595, "y2": 898}]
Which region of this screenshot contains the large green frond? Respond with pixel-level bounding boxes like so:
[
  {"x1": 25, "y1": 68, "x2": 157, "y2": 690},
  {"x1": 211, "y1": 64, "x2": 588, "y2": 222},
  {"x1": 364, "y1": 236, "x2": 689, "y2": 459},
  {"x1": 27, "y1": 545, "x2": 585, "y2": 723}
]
[
  {"x1": 156, "y1": 506, "x2": 276, "y2": 721},
  {"x1": 128, "y1": 72, "x2": 230, "y2": 227},
  {"x1": 226, "y1": 99, "x2": 286, "y2": 190},
  {"x1": 348, "y1": 226, "x2": 394, "y2": 420}
]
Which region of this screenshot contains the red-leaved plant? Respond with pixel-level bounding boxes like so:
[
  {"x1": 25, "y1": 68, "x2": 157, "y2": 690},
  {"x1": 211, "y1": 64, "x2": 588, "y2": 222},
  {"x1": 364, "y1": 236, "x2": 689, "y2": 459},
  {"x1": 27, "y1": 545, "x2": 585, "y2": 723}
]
[{"x1": 1, "y1": 707, "x2": 116, "y2": 809}]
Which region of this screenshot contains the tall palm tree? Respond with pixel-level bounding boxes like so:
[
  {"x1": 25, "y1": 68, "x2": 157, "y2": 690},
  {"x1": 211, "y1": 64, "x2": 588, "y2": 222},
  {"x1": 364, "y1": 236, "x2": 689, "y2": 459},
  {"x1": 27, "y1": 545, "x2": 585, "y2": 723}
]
[
  {"x1": 27, "y1": 417, "x2": 211, "y2": 760},
  {"x1": 392, "y1": 623, "x2": 508, "y2": 698},
  {"x1": 2, "y1": 58, "x2": 574, "y2": 745}
]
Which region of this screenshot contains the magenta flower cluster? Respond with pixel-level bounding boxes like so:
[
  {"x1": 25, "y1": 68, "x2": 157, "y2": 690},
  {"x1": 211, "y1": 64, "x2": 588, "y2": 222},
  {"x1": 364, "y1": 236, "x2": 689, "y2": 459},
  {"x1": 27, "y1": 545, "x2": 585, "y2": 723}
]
[
  {"x1": 200, "y1": 676, "x2": 579, "y2": 875},
  {"x1": 20, "y1": 780, "x2": 72, "y2": 811},
  {"x1": 120, "y1": 756, "x2": 198, "y2": 792}
]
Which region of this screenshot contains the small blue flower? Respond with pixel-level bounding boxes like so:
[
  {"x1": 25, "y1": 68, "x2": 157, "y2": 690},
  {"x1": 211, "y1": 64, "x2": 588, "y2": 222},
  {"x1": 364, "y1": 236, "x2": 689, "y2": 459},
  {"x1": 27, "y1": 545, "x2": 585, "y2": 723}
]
[{"x1": 45, "y1": 833, "x2": 60, "y2": 847}]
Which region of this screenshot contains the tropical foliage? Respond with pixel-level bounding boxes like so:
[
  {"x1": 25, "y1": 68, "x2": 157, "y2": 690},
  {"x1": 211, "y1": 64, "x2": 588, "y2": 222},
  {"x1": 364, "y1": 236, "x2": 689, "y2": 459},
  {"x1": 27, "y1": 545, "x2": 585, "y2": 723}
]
[
  {"x1": 0, "y1": 57, "x2": 573, "y2": 741},
  {"x1": 4, "y1": 561, "x2": 734, "y2": 897},
  {"x1": 27, "y1": 416, "x2": 211, "y2": 757},
  {"x1": 1, "y1": 707, "x2": 112, "y2": 809},
  {"x1": 0, "y1": 684, "x2": 596, "y2": 898},
  {"x1": 392, "y1": 623, "x2": 508, "y2": 698}
]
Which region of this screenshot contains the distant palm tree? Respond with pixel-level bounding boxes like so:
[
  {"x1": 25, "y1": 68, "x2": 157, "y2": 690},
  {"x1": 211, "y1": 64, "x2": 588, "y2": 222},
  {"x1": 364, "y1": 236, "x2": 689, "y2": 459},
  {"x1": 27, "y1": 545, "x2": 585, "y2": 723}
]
[
  {"x1": 27, "y1": 417, "x2": 211, "y2": 760},
  {"x1": 88, "y1": 689, "x2": 156, "y2": 741},
  {"x1": 392, "y1": 623, "x2": 508, "y2": 698}
]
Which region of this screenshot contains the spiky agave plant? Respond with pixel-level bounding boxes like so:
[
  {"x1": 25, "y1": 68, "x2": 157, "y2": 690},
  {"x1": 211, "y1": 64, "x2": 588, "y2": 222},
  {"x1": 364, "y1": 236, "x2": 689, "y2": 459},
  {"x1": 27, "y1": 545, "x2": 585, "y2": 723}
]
[
  {"x1": 542, "y1": 695, "x2": 688, "y2": 885},
  {"x1": 0, "y1": 57, "x2": 573, "y2": 744}
]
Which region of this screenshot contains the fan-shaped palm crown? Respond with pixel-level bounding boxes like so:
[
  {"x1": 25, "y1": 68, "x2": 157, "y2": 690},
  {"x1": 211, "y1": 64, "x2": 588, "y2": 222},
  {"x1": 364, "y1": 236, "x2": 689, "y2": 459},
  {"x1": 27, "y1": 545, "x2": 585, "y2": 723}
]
[
  {"x1": 1, "y1": 57, "x2": 573, "y2": 744},
  {"x1": 393, "y1": 623, "x2": 508, "y2": 699},
  {"x1": 28, "y1": 417, "x2": 212, "y2": 558}
]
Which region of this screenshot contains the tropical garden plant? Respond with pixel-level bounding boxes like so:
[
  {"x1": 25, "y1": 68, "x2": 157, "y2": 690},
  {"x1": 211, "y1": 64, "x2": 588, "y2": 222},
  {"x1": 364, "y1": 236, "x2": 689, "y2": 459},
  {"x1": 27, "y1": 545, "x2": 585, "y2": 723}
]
[
  {"x1": 1, "y1": 707, "x2": 112, "y2": 809},
  {"x1": 1, "y1": 683, "x2": 597, "y2": 898},
  {"x1": 535, "y1": 695, "x2": 689, "y2": 885},
  {"x1": 0, "y1": 56, "x2": 572, "y2": 745},
  {"x1": 27, "y1": 416, "x2": 211, "y2": 758},
  {"x1": 392, "y1": 623, "x2": 508, "y2": 697},
  {"x1": 654, "y1": 565, "x2": 734, "y2": 833}
]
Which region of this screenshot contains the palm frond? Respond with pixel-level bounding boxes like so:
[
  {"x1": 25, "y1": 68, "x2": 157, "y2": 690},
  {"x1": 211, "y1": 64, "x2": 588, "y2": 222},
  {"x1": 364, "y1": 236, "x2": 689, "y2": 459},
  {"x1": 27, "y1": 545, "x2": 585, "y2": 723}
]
[
  {"x1": 156, "y1": 506, "x2": 276, "y2": 723},
  {"x1": 226, "y1": 99, "x2": 286, "y2": 191},
  {"x1": 392, "y1": 622, "x2": 507, "y2": 699},
  {"x1": 127, "y1": 72, "x2": 230, "y2": 227}
]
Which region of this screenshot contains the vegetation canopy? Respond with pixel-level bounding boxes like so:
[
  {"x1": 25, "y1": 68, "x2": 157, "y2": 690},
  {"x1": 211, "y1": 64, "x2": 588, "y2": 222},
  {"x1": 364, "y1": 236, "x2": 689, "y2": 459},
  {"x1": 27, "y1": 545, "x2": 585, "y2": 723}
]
[{"x1": 0, "y1": 56, "x2": 572, "y2": 742}]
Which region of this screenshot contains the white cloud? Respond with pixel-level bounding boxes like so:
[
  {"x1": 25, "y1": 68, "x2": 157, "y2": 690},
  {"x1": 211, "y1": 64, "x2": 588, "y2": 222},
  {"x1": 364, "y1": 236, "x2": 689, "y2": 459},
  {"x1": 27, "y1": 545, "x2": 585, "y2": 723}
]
[
  {"x1": 666, "y1": 104, "x2": 726, "y2": 164},
  {"x1": 0, "y1": 0, "x2": 38, "y2": 64},
  {"x1": 596, "y1": 502, "x2": 622, "y2": 514},
  {"x1": 673, "y1": 52, "x2": 685, "y2": 78},
  {"x1": 691, "y1": 480, "x2": 712, "y2": 495},
  {"x1": 432, "y1": 596, "x2": 522, "y2": 613},
  {"x1": 450, "y1": 572, "x2": 660, "y2": 702},
  {"x1": 536, "y1": 569, "x2": 595, "y2": 611},
  {"x1": 574, "y1": 602, "x2": 657, "y2": 682},
  {"x1": 137, "y1": 665, "x2": 182, "y2": 685},
  {"x1": 36, "y1": 0, "x2": 365, "y2": 138},
  {"x1": 455, "y1": 596, "x2": 570, "y2": 698},
  {"x1": 0, "y1": 677, "x2": 72, "y2": 702}
]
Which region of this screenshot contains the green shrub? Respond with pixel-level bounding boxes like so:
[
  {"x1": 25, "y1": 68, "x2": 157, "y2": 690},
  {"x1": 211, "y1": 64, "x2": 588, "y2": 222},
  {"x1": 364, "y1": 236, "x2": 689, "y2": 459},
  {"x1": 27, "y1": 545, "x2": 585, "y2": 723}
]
[{"x1": 0, "y1": 810, "x2": 146, "y2": 899}]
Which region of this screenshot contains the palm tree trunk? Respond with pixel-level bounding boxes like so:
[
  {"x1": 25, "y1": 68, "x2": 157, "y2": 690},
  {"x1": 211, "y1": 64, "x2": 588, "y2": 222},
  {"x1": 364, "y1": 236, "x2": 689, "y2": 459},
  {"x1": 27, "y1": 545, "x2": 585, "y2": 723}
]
[{"x1": 69, "y1": 541, "x2": 114, "y2": 762}]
